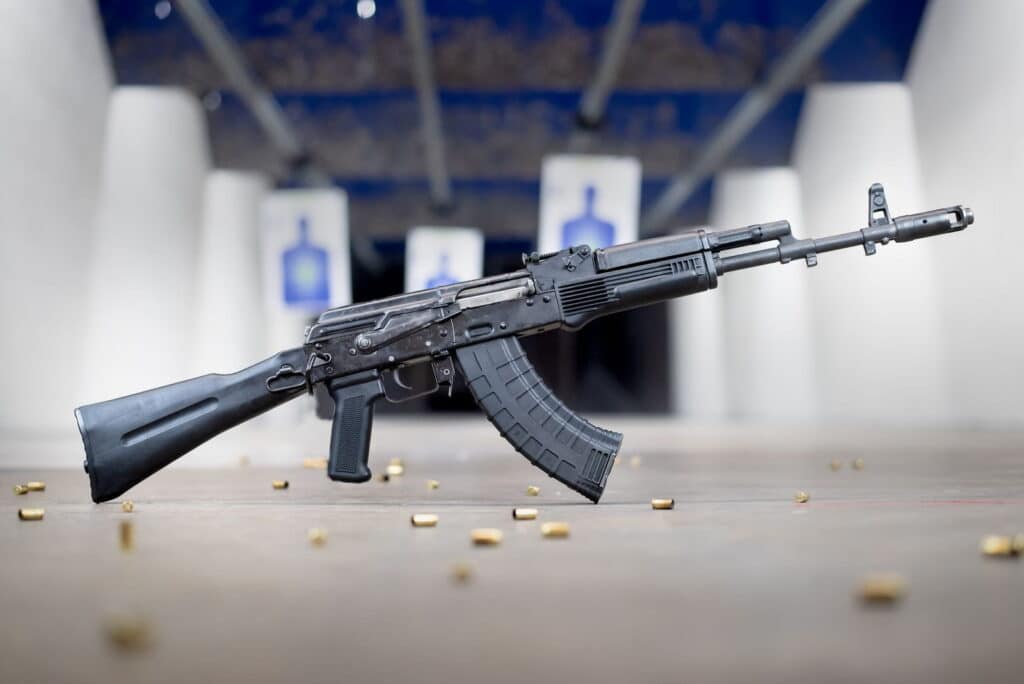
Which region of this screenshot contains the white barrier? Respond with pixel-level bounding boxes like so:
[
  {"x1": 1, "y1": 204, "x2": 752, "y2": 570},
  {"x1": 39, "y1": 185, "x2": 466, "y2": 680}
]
[
  {"x1": 0, "y1": 1, "x2": 112, "y2": 438},
  {"x1": 79, "y1": 87, "x2": 210, "y2": 402},
  {"x1": 908, "y1": 0, "x2": 1024, "y2": 425},
  {"x1": 711, "y1": 168, "x2": 817, "y2": 422},
  {"x1": 193, "y1": 171, "x2": 271, "y2": 374},
  {"x1": 793, "y1": 83, "x2": 949, "y2": 424}
]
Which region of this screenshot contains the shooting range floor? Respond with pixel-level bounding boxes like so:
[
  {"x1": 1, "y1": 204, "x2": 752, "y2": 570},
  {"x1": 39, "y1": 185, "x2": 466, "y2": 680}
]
[{"x1": 2, "y1": 431, "x2": 1024, "y2": 683}]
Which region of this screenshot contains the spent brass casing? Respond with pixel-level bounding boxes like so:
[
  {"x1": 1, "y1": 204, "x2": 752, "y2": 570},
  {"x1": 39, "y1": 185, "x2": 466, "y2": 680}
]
[
  {"x1": 794, "y1": 491, "x2": 810, "y2": 504},
  {"x1": 119, "y1": 520, "x2": 134, "y2": 551},
  {"x1": 829, "y1": 459, "x2": 842, "y2": 471},
  {"x1": 13, "y1": 484, "x2": 28, "y2": 495},
  {"x1": 541, "y1": 522, "x2": 570, "y2": 538},
  {"x1": 525, "y1": 486, "x2": 540, "y2": 496},
  {"x1": 858, "y1": 573, "x2": 907, "y2": 603},
  {"x1": 121, "y1": 500, "x2": 134, "y2": 513},
  {"x1": 852, "y1": 458, "x2": 865, "y2": 470},
  {"x1": 271, "y1": 480, "x2": 289, "y2": 490},
  {"x1": 18, "y1": 508, "x2": 44, "y2": 521},
  {"x1": 308, "y1": 528, "x2": 327, "y2": 546},
  {"x1": 411, "y1": 513, "x2": 439, "y2": 527},
  {"x1": 427, "y1": 479, "x2": 440, "y2": 490},
  {"x1": 651, "y1": 498, "x2": 675, "y2": 510},
  {"x1": 25, "y1": 481, "x2": 45, "y2": 492},
  {"x1": 451, "y1": 562, "x2": 473, "y2": 584},
  {"x1": 386, "y1": 463, "x2": 405, "y2": 477},
  {"x1": 105, "y1": 614, "x2": 152, "y2": 651},
  {"x1": 471, "y1": 528, "x2": 503, "y2": 546},
  {"x1": 303, "y1": 457, "x2": 327, "y2": 469},
  {"x1": 980, "y1": 535, "x2": 1018, "y2": 557},
  {"x1": 512, "y1": 508, "x2": 538, "y2": 520}
]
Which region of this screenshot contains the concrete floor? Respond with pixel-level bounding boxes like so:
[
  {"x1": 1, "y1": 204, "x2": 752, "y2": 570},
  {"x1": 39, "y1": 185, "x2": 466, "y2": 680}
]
[{"x1": 2, "y1": 432, "x2": 1024, "y2": 683}]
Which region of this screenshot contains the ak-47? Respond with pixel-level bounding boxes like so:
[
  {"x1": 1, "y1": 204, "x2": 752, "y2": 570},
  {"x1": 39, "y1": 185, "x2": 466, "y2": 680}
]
[{"x1": 76, "y1": 184, "x2": 974, "y2": 503}]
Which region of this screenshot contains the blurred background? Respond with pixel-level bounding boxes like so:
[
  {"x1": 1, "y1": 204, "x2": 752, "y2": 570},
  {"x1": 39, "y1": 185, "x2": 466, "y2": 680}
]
[{"x1": 2, "y1": 0, "x2": 1021, "y2": 466}]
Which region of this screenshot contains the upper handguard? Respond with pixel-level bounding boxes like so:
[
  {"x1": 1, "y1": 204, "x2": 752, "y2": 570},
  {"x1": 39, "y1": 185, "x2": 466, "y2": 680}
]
[{"x1": 454, "y1": 336, "x2": 622, "y2": 502}]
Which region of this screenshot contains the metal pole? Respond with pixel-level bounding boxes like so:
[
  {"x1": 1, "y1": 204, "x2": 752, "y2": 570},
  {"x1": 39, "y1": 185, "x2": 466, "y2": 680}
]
[
  {"x1": 570, "y1": 0, "x2": 645, "y2": 151},
  {"x1": 399, "y1": 0, "x2": 452, "y2": 209},
  {"x1": 176, "y1": 0, "x2": 302, "y2": 162},
  {"x1": 175, "y1": 0, "x2": 382, "y2": 272},
  {"x1": 640, "y1": 0, "x2": 869, "y2": 233}
]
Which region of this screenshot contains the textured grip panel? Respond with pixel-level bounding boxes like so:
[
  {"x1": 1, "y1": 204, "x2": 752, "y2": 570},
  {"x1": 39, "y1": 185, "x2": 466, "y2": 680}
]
[
  {"x1": 327, "y1": 374, "x2": 384, "y2": 483},
  {"x1": 454, "y1": 337, "x2": 622, "y2": 502}
]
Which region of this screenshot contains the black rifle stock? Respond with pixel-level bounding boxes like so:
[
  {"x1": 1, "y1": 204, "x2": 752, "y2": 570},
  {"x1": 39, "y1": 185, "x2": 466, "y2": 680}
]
[{"x1": 75, "y1": 184, "x2": 974, "y2": 503}]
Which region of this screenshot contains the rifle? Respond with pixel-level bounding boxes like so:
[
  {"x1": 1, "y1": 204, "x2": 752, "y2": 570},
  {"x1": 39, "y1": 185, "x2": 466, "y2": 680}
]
[{"x1": 75, "y1": 184, "x2": 973, "y2": 503}]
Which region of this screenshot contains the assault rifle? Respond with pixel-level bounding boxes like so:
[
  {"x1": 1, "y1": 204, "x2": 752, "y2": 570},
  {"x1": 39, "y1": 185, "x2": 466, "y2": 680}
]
[{"x1": 76, "y1": 184, "x2": 973, "y2": 503}]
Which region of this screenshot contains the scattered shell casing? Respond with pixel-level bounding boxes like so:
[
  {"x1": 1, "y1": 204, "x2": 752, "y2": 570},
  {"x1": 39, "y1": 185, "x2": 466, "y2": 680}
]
[
  {"x1": 470, "y1": 528, "x2": 503, "y2": 546},
  {"x1": 119, "y1": 520, "x2": 134, "y2": 551},
  {"x1": 512, "y1": 508, "x2": 538, "y2": 520},
  {"x1": 858, "y1": 573, "x2": 907, "y2": 604},
  {"x1": 980, "y1": 535, "x2": 1019, "y2": 557},
  {"x1": 829, "y1": 459, "x2": 842, "y2": 471},
  {"x1": 13, "y1": 484, "x2": 28, "y2": 495},
  {"x1": 302, "y1": 457, "x2": 327, "y2": 469},
  {"x1": 271, "y1": 480, "x2": 289, "y2": 490},
  {"x1": 426, "y1": 479, "x2": 440, "y2": 490},
  {"x1": 651, "y1": 498, "x2": 675, "y2": 510},
  {"x1": 105, "y1": 614, "x2": 152, "y2": 651},
  {"x1": 541, "y1": 521, "x2": 570, "y2": 538},
  {"x1": 525, "y1": 485, "x2": 540, "y2": 496},
  {"x1": 121, "y1": 500, "x2": 134, "y2": 513},
  {"x1": 25, "y1": 481, "x2": 45, "y2": 492},
  {"x1": 386, "y1": 463, "x2": 405, "y2": 477},
  {"x1": 451, "y1": 562, "x2": 473, "y2": 584},
  {"x1": 629, "y1": 456, "x2": 642, "y2": 468},
  {"x1": 852, "y1": 458, "x2": 865, "y2": 470},
  {"x1": 18, "y1": 508, "x2": 44, "y2": 521},
  {"x1": 410, "y1": 513, "x2": 439, "y2": 527},
  {"x1": 307, "y1": 528, "x2": 327, "y2": 546},
  {"x1": 794, "y1": 491, "x2": 810, "y2": 504}
]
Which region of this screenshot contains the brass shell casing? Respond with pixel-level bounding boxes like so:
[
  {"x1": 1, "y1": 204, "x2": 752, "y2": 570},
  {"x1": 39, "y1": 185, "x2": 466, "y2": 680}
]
[
  {"x1": 541, "y1": 522, "x2": 570, "y2": 538},
  {"x1": 411, "y1": 513, "x2": 439, "y2": 527},
  {"x1": 470, "y1": 528, "x2": 503, "y2": 546}
]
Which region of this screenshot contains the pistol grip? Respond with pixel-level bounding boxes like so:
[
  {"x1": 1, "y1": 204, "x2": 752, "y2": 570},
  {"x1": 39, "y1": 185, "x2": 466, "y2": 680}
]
[{"x1": 326, "y1": 372, "x2": 384, "y2": 483}]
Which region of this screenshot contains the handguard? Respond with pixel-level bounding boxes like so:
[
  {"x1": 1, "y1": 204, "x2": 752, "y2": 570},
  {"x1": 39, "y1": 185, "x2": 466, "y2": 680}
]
[{"x1": 454, "y1": 336, "x2": 622, "y2": 502}]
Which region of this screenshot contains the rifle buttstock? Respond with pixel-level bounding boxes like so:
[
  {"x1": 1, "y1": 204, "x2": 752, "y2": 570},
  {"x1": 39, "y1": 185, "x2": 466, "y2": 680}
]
[{"x1": 75, "y1": 348, "x2": 307, "y2": 503}]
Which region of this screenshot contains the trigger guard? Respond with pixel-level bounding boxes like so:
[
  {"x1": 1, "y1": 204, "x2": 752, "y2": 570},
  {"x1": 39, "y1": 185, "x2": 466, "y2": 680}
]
[{"x1": 381, "y1": 366, "x2": 439, "y2": 403}]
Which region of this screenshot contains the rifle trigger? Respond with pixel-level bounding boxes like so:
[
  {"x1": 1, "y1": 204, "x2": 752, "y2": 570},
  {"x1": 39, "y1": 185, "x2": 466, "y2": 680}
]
[{"x1": 380, "y1": 365, "x2": 440, "y2": 403}]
